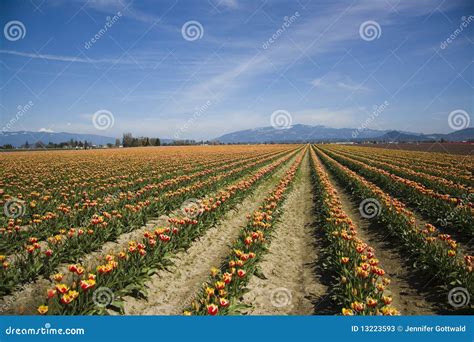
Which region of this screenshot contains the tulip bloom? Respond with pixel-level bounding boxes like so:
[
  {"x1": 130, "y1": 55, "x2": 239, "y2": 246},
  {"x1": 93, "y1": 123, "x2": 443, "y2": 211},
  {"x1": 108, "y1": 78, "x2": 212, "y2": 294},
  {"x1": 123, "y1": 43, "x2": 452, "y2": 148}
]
[
  {"x1": 55, "y1": 284, "x2": 69, "y2": 294},
  {"x1": 219, "y1": 298, "x2": 230, "y2": 307},
  {"x1": 37, "y1": 305, "x2": 48, "y2": 315},
  {"x1": 342, "y1": 308, "x2": 354, "y2": 316},
  {"x1": 207, "y1": 304, "x2": 219, "y2": 316},
  {"x1": 351, "y1": 301, "x2": 365, "y2": 312}
]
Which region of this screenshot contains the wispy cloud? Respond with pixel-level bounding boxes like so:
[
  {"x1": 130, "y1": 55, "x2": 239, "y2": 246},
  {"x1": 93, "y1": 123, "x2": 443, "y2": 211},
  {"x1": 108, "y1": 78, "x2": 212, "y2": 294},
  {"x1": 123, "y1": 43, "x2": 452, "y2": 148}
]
[
  {"x1": 212, "y1": 0, "x2": 239, "y2": 9},
  {"x1": 0, "y1": 49, "x2": 135, "y2": 64},
  {"x1": 311, "y1": 72, "x2": 370, "y2": 92}
]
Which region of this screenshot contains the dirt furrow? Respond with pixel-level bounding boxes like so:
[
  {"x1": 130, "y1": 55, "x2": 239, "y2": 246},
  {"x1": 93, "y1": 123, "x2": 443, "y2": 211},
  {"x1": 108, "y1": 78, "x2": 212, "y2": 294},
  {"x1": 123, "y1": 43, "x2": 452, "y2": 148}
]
[
  {"x1": 319, "y1": 158, "x2": 437, "y2": 315},
  {"x1": 239, "y1": 155, "x2": 325, "y2": 315},
  {"x1": 123, "y1": 154, "x2": 300, "y2": 315}
]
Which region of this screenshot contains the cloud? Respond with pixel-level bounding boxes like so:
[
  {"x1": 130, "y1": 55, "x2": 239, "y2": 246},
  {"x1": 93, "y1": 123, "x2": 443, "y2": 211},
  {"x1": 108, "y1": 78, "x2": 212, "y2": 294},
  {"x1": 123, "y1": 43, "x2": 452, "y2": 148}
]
[
  {"x1": 311, "y1": 72, "x2": 370, "y2": 92},
  {"x1": 0, "y1": 49, "x2": 135, "y2": 65},
  {"x1": 213, "y1": 0, "x2": 239, "y2": 9},
  {"x1": 38, "y1": 128, "x2": 55, "y2": 133}
]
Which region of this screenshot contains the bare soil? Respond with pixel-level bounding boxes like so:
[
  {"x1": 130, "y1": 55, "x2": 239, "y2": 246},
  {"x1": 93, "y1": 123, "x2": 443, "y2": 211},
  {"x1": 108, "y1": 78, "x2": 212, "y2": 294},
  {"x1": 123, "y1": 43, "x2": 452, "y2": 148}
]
[{"x1": 240, "y1": 155, "x2": 326, "y2": 315}]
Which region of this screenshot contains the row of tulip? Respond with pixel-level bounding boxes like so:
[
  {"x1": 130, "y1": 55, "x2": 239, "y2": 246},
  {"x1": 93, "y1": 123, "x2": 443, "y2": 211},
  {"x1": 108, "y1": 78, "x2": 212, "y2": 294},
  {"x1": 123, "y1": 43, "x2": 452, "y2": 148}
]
[
  {"x1": 320, "y1": 147, "x2": 474, "y2": 238},
  {"x1": 35, "y1": 148, "x2": 304, "y2": 314},
  {"x1": 183, "y1": 149, "x2": 305, "y2": 316},
  {"x1": 329, "y1": 146, "x2": 470, "y2": 198},
  {"x1": 314, "y1": 147, "x2": 473, "y2": 302},
  {"x1": 332, "y1": 146, "x2": 473, "y2": 185},
  {"x1": 309, "y1": 147, "x2": 399, "y2": 315}
]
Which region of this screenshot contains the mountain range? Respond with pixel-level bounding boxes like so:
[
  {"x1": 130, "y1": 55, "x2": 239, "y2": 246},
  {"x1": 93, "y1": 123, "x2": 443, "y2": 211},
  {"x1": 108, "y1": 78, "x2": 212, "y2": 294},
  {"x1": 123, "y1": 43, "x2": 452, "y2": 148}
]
[
  {"x1": 214, "y1": 124, "x2": 474, "y2": 144},
  {"x1": 1, "y1": 125, "x2": 473, "y2": 147}
]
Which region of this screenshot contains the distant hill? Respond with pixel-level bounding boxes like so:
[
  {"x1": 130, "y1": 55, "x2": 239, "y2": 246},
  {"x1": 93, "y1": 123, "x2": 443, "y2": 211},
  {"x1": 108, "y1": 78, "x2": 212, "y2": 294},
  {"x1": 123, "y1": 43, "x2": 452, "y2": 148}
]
[
  {"x1": 215, "y1": 125, "x2": 474, "y2": 143},
  {"x1": 0, "y1": 131, "x2": 116, "y2": 147},
  {"x1": 374, "y1": 128, "x2": 474, "y2": 142},
  {"x1": 215, "y1": 124, "x2": 388, "y2": 143}
]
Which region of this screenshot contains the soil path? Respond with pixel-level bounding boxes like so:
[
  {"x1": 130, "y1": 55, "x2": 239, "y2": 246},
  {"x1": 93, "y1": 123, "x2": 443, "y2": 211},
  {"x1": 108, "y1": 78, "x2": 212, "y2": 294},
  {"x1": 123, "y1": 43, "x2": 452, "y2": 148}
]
[
  {"x1": 123, "y1": 154, "x2": 300, "y2": 315},
  {"x1": 240, "y1": 154, "x2": 326, "y2": 315},
  {"x1": 317, "y1": 154, "x2": 437, "y2": 315}
]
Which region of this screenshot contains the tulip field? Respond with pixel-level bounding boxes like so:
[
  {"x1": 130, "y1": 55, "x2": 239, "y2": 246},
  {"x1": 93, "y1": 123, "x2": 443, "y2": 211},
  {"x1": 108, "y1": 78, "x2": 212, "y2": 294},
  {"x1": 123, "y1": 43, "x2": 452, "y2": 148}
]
[{"x1": 0, "y1": 144, "x2": 472, "y2": 316}]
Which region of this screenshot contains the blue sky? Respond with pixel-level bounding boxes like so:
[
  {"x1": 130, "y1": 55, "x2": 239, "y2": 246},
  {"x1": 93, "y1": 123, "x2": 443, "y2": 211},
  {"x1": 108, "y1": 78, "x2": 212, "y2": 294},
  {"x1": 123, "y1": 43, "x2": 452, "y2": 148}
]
[{"x1": 0, "y1": 0, "x2": 473, "y2": 140}]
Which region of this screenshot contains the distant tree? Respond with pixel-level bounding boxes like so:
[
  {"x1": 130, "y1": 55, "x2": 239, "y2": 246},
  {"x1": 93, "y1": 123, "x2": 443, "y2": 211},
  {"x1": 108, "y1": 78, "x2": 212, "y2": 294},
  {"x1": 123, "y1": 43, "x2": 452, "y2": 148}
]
[
  {"x1": 122, "y1": 133, "x2": 133, "y2": 147},
  {"x1": 35, "y1": 141, "x2": 45, "y2": 149},
  {"x1": 1, "y1": 144, "x2": 14, "y2": 149},
  {"x1": 154, "y1": 138, "x2": 161, "y2": 146},
  {"x1": 115, "y1": 138, "x2": 121, "y2": 147},
  {"x1": 24, "y1": 141, "x2": 30, "y2": 149}
]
